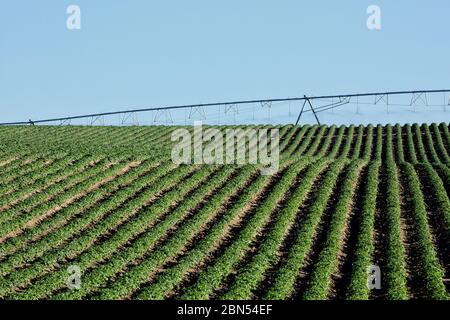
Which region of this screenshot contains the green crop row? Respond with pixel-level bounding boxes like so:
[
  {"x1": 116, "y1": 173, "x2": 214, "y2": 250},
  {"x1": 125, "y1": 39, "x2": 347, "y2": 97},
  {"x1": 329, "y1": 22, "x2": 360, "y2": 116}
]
[
  {"x1": 0, "y1": 156, "x2": 119, "y2": 223},
  {"x1": 179, "y1": 159, "x2": 307, "y2": 300},
  {"x1": 0, "y1": 154, "x2": 72, "y2": 196},
  {"x1": 316, "y1": 125, "x2": 336, "y2": 158},
  {"x1": 264, "y1": 160, "x2": 348, "y2": 300},
  {"x1": 404, "y1": 124, "x2": 418, "y2": 164},
  {"x1": 361, "y1": 124, "x2": 374, "y2": 161},
  {"x1": 0, "y1": 164, "x2": 198, "y2": 299},
  {"x1": 0, "y1": 157, "x2": 133, "y2": 240},
  {"x1": 422, "y1": 124, "x2": 441, "y2": 164},
  {"x1": 382, "y1": 126, "x2": 408, "y2": 300},
  {"x1": 304, "y1": 126, "x2": 327, "y2": 157},
  {"x1": 431, "y1": 124, "x2": 450, "y2": 165},
  {"x1": 0, "y1": 123, "x2": 448, "y2": 300},
  {"x1": 97, "y1": 161, "x2": 302, "y2": 300},
  {"x1": 302, "y1": 161, "x2": 365, "y2": 300},
  {"x1": 373, "y1": 125, "x2": 383, "y2": 161},
  {"x1": 400, "y1": 163, "x2": 448, "y2": 299},
  {"x1": 395, "y1": 124, "x2": 405, "y2": 163},
  {"x1": 279, "y1": 126, "x2": 298, "y2": 153},
  {"x1": 294, "y1": 126, "x2": 319, "y2": 157},
  {"x1": 135, "y1": 165, "x2": 289, "y2": 300},
  {"x1": 284, "y1": 125, "x2": 310, "y2": 157},
  {"x1": 413, "y1": 124, "x2": 428, "y2": 163},
  {"x1": 346, "y1": 161, "x2": 380, "y2": 300},
  {"x1": 329, "y1": 125, "x2": 346, "y2": 159},
  {"x1": 54, "y1": 165, "x2": 241, "y2": 299},
  {"x1": 0, "y1": 154, "x2": 96, "y2": 211},
  {"x1": 439, "y1": 123, "x2": 450, "y2": 151},
  {"x1": 380, "y1": 158, "x2": 409, "y2": 299},
  {"x1": 0, "y1": 154, "x2": 49, "y2": 185},
  {"x1": 338, "y1": 125, "x2": 355, "y2": 159},
  {"x1": 351, "y1": 125, "x2": 364, "y2": 159},
  {"x1": 221, "y1": 159, "x2": 330, "y2": 300},
  {"x1": 0, "y1": 161, "x2": 167, "y2": 271},
  {"x1": 417, "y1": 163, "x2": 450, "y2": 237}
]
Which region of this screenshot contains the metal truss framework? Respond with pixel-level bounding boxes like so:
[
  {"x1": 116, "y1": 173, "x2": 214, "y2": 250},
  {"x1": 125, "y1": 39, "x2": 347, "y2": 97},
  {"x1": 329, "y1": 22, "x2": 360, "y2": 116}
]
[
  {"x1": 90, "y1": 115, "x2": 105, "y2": 126},
  {"x1": 410, "y1": 92, "x2": 429, "y2": 111},
  {"x1": 260, "y1": 101, "x2": 272, "y2": 109},
  {"x1": 120, "y1": 112, "x2": 139, "y2": 126},
  {"x1": 295, "y1": 96, "x2": 321, "y2": 125},
  {"x1": 1, "y1": 89, "x2": 449, "y2": 126},
  {"x1": 59, "y1": 118, "x2": 72, "y2": 126},
  {"x1": 188, "y1": 106, "x2": 206, "y2": 120},
  {"x1": 153, "y1": 109, "x2": 173, "y2": 124},
  {"x1": 224, "y1": 104, "x2": 239, "y2": 114}
]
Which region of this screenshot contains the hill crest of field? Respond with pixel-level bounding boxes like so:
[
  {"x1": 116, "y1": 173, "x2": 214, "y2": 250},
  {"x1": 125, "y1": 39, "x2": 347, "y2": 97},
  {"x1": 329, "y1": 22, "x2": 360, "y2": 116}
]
[
  {"x1": 0, "y1": 123, "x2": 448, "y2": 300},
  {"x1": 0, "y1": 123, "x2": 449, "y2": 164}
]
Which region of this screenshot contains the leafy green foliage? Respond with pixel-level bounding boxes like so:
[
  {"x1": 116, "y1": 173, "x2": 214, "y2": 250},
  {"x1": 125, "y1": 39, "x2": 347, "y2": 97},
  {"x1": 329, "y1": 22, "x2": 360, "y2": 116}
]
[{"x1": 0, "y1": 123, "x2": 448, "y2": 301}]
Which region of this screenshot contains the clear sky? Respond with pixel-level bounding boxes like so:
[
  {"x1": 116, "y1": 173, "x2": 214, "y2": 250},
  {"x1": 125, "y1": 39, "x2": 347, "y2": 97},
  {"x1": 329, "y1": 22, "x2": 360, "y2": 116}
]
[{"x1": 1, "y1": 1, "x2": 449, "y2": 124}]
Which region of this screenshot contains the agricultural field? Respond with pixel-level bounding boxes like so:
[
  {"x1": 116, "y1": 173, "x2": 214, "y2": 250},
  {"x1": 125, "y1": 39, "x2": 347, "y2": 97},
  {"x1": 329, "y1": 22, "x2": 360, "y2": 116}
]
[{"x1": 0, "y1": 123, "x2": 448, "y2": 300}]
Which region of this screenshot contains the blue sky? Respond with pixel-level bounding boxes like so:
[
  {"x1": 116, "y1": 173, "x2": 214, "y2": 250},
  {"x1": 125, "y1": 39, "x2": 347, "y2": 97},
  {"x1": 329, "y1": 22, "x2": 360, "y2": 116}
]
[{"x1": 1, "y1": 1, "x2": 449, "y2": 125}]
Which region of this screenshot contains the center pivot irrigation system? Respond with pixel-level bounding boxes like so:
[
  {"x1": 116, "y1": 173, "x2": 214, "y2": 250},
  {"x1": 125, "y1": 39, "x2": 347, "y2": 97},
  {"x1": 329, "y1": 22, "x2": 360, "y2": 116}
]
[{"x1": 1, "y1": 89, "x2": 449, "y2": 126}]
